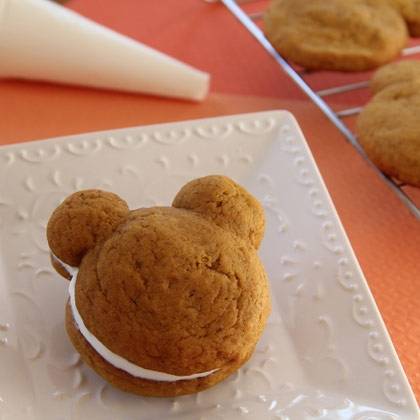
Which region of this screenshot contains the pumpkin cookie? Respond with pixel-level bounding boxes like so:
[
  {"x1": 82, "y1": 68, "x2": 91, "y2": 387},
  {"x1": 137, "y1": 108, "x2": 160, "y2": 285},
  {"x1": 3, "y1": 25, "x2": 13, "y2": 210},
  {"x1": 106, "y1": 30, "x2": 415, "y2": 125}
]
[
  {"x1": 357, "y1": 80, "x2": 420, "y2": 186},
  {"x1": 370, "y1": 60, "x2": 420, "y2": 93},
  {"x1": 264, "y1": 0, "x2": 408, "y2": 71},
  {"x1": 47, "y1": 176, "x2": 271, "y2": 397}
]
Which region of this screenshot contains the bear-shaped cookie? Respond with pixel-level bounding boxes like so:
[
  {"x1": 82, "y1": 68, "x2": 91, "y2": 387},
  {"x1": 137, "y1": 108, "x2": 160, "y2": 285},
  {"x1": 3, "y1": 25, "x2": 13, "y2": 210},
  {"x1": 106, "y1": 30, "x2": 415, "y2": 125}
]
[{"x1": 47, "y1": 175, "x2": 271, "y2": 397}]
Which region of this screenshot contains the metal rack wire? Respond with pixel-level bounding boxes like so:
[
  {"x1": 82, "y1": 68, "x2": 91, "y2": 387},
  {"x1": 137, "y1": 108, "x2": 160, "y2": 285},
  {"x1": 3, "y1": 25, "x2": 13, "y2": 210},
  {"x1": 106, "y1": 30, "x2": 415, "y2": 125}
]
[{"x1": 213, "y1": 0, "x2": 420, "y2": 219}]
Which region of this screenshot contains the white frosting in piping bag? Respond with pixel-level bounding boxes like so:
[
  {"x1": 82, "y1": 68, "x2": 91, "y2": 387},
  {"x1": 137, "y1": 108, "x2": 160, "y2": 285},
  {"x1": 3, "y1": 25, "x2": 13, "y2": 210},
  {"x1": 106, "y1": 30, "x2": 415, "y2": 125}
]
[{"x1": 53, "y1": 254, "x2": 218, "y2": 382}]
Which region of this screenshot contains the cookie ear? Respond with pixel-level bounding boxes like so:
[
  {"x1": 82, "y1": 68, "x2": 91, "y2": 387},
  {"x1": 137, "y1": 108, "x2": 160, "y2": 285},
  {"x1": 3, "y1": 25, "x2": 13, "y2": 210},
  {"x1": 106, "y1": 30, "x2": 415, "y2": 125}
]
[
  {"x1": 47, "y1": 190, "x2": 129, "y2": 267},
  {"x1": 172, "y1": 175, "x2": 265, "y2": 249}
]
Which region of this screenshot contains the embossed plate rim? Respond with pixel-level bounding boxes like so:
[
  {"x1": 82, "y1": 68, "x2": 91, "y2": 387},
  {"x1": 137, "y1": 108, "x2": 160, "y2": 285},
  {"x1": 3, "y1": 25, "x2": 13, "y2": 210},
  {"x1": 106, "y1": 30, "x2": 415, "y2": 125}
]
[{"x1": 0, "y1": 111, "x2": 418, "y2": 420}]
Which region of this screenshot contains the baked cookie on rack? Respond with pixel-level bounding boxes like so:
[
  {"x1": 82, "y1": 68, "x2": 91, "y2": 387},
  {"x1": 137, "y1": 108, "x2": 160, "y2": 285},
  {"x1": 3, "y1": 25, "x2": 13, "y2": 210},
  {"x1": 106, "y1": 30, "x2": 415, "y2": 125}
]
[
  {"x1": 370, "y1": 60, "x2": 420, "y2": 93},
  {"x1": 357, "y1": 79, "x2": 420, "y2": 186},
  {"x1": 264, "y1": 0, "x2": 408, "y2": 71},
  {"x1": 47, "y1": 176, "x2": 271, "y2": 397}
]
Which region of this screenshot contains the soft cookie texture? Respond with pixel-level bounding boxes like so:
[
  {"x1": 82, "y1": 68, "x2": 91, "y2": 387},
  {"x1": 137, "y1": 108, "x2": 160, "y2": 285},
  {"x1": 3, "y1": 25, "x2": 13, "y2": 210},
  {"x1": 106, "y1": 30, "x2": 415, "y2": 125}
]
[
  {"x1": 47, "y1": 176, "x2": 271, "y2": 397},
  {"x1": 370, "y1": 60, "x2": 420, "y2": 93},
  {"x1": 264, "y1": 0, "x2": 408, "y2": 71},
  {"x1": 357, "y1": 80, "x2": 420, "y2": 186},
  {"x1": 47, "y1": 190, "x2": 129, "y2": 266}
]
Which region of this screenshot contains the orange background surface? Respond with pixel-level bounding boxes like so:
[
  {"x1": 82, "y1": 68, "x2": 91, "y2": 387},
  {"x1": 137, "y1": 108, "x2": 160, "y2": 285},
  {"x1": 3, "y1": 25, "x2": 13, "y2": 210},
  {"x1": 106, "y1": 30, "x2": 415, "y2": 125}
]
[{"x1": 0, "y1": 0, "x2": 419, "y2": 403}]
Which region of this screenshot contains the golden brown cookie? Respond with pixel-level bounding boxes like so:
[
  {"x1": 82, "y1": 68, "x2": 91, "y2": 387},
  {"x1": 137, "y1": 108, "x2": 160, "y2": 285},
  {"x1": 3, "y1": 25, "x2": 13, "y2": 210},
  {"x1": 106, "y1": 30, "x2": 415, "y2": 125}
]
[
  {"x1": 47, "y1": 176, "x2": 271, "y2": 397},
  {"x1": 357, "y1": 80, "x2": 420, "y2": 186},
  {"x1": 371, "y1": 60, "x2": 420, "y2": 93},
  {"x1": 172, "y1": 175, "x2": 265, "y2": 249},
  {"x1": 264, "y1": 0, "x2": 408, "y2": 71},
  {"x1": 47, "y1": 190, "x2": 129, "y2": 266}
]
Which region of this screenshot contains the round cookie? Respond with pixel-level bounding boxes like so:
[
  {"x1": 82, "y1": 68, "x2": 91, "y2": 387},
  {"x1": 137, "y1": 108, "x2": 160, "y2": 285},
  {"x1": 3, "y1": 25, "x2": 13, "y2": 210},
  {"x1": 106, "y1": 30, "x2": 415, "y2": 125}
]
[
  {"x1": 264, "y1": 0, "x2": 408, "y2": 72},
  {"x1": 357, "y1": 80, "x2": 420, "y2": 186},
  {"x1": 172, "y1": 175, "x2": 265, "y2": 249},
  {"x1": 47, "y1": 189, "x2": 129, "y2": 266},
  {"x1": 47, "y1": 176, "x2": 271, "y2": 397},
  {"x1": 371, "y1": 60, "x2": 420, "y2": 93}
]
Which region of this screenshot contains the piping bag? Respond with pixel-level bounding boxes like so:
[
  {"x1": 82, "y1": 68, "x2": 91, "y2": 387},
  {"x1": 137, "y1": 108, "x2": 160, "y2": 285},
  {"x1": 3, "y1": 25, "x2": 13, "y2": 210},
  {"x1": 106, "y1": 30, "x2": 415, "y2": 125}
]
[{"x1": 0, "y1": 0, "x2": 210, "y2": 100}]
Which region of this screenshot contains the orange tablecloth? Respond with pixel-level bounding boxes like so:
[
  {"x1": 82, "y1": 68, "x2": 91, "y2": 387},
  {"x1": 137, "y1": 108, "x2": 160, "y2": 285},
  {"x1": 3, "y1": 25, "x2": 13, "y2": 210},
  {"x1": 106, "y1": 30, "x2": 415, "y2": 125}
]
[{"x1": 0, "y1": 0, "x2": 419, "y2": 402}]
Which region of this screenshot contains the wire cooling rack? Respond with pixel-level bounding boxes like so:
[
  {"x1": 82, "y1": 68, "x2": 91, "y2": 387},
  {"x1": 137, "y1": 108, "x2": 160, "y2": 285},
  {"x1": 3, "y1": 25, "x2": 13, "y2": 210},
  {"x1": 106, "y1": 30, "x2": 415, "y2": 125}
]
[{"x1": 210, "y1": 0, "x2": 420, "y2": 219}]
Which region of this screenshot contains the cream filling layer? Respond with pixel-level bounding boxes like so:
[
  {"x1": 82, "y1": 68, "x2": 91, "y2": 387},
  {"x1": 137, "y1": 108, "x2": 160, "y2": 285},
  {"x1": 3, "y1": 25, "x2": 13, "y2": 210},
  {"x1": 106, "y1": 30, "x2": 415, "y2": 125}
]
[{"x1": 52, "y1": 254, "x2": 218, "y2": 382}]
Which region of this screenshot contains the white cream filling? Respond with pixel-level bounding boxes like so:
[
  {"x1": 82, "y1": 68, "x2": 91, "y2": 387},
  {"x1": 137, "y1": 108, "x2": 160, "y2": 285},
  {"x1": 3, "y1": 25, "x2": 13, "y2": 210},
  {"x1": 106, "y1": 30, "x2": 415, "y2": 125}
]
[{"x1": 52, "y1": 254, "x2": 218, "y2": 382}]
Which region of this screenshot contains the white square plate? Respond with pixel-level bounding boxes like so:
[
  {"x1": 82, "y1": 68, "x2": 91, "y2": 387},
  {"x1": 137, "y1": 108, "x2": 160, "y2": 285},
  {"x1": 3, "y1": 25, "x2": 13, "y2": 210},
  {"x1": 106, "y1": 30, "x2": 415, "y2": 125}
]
[{"x1": 0, "y1": 111, "x2": 418, "y2": 420}]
